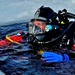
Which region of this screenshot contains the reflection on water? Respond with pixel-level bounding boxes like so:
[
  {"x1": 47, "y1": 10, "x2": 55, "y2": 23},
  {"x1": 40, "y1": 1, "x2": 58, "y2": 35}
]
[
  {"x1": 0, "y1": 22, "x2": 75, "y2": 75},
  {"x1": 1, "y1": 55, "x2": 75, "y2": 75}
]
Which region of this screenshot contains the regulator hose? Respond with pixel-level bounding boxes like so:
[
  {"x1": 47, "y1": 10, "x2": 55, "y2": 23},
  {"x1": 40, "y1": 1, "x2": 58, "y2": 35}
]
[{"x1": 33, "y1": 22, "x2": 74, "y2": 45}]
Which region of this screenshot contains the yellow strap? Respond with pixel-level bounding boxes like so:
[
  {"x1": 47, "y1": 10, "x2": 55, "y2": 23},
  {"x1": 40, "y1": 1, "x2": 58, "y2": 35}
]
[
  {"x1": 61, "y1": 21, "x2": 65, "y2": 24},
  {"x1": 38, "y1": 50, "x2": 44, "y2": 55},
  {"x1": 6, "y1": 35, "x2": 21, "y2": 45},
  {"x1": 58, "y1": 21, "x2": 65, "y2": 24}
]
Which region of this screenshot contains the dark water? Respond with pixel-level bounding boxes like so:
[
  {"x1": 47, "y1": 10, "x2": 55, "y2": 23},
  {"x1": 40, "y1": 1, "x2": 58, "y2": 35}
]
[{"x1": 0, "y1": 22, "x2": 75, "y2": 75}]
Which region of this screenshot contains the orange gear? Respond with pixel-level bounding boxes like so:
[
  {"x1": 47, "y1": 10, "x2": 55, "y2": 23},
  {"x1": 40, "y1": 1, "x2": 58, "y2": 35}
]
[{"x1": 6, "y1": 34, "x2": 23, "y2": 45}]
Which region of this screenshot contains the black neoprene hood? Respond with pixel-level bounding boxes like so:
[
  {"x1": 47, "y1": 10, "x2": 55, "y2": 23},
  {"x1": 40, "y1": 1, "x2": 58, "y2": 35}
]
[{"x1": 31, "y1": 6, "x2": 57, "y2": 23}]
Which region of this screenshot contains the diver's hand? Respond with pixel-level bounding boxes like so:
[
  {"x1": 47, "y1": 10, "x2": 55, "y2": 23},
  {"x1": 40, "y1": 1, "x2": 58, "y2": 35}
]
[{"x1": 42, "y1": 52, "x2": 69, "y2": 63}]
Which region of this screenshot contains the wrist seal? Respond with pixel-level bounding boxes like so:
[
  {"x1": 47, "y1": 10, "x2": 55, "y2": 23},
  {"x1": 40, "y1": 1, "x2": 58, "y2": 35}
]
[{"x1": 62, "y1": 54, "x2": 69, "y2": 61}]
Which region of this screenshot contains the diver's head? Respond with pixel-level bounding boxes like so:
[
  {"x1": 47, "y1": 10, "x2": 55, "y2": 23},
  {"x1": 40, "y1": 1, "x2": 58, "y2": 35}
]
[{"x1": 27, "y1": 6, "x2": 62, "y2": 46}]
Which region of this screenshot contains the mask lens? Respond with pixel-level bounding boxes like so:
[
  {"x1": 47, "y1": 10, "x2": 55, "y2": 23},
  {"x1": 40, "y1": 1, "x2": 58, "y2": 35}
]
[
  {"x1": 28, "y1": 22, "x2": 46, "y2": 41},
  {"x1": 28, "y1": 22, "x2": 44, "y2": 35},
  {"x1": 28, "y1": 22, "x2": 34, "y2": 34}
]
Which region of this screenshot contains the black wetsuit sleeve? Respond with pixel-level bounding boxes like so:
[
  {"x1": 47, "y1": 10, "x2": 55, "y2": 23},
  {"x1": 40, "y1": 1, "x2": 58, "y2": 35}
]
[{"x1": 67, "y1": 53, "x2": 75, "y2": 59}]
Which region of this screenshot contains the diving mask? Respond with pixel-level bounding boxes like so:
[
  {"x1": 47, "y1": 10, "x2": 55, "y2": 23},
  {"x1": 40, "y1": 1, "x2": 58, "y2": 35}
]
[
  {"x1": 28, "y1": 21, "x2": 55, "y2": 42},
  {"x1": 28, "y1": 22, "x2": 46, "y2": 41}
]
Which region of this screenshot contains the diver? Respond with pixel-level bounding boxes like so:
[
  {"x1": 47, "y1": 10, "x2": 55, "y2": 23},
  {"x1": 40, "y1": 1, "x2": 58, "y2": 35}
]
[
  {"x1": 27, "y1": 6, "x2": 75, "y2": 63},
  {"x1": 0, "y1": 6, "x2": 75, "y2": 63}
]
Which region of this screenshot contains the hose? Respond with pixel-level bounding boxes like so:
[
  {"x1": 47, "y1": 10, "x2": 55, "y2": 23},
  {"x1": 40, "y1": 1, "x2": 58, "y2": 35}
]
[{"x1": 36, "y1": 22, "x2": 75, "y2": 45}]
